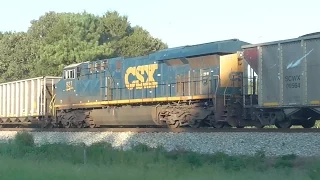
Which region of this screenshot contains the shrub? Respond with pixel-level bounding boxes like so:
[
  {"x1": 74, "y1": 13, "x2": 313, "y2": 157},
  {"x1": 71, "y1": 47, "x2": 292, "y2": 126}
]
[
  {"x1": 273, "y1": 154, "x2": 297, "y2": 168},
  {"x1": 13, "y1": 131, "x2": 34, "y2": 147},
  {"x1": 131, "y1": 143, "x2": 154, "y2": 153}
]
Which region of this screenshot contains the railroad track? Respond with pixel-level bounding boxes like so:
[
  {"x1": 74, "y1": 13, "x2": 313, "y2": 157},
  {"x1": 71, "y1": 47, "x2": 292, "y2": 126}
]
[{"x1": 1, "y1": 127, "x2": 320, "y2": 133}]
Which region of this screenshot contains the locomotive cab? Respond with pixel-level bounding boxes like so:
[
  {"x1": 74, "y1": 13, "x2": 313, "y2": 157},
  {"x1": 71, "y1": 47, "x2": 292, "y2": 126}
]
[
  {"x1": 55, "y1": 62, "x2": 82, "y2": 107},
  {"x1": 63, "y1": 63, "x2": 81, "y2": 91}
]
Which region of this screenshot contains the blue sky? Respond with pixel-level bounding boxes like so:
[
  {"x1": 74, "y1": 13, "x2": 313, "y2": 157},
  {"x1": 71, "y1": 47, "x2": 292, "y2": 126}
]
[{"x1": 1, "y1": 0, "x2": 319, "y2": 47}]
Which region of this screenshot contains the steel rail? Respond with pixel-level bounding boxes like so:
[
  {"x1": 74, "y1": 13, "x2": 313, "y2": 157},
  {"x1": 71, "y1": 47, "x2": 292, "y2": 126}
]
[{"x1": 0, "y1": 128, "x2": 320, "y2": 133}]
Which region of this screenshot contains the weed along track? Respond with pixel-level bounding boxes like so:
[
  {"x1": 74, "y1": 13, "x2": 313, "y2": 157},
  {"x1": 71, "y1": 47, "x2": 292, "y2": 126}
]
[
  {"x1": 0, "y1": 128, "x2": 320, "y2": 157},
  {"x1": 2, "y1": 131, "x2": 320, "y2": 180}
]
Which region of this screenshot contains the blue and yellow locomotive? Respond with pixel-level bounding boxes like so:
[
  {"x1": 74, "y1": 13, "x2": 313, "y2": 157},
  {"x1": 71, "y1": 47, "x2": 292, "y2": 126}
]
[{"x1": 53, "y1": 39, "x2": 250, "y2": 128}]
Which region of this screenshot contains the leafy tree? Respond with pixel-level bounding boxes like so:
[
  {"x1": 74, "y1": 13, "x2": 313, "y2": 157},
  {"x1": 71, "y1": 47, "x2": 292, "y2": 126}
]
[
  {"x1": 27, "y1": 11, "x2": 114, "y2": 76},
  {"x1": 0, "y1": 10, "x2": 168, "y2": 81},
  {"x1": 98, "y1": 11, "x2": 133, "y2": 43},
  {"x1": 113, "y1": 26, "x2": 167, "y2": 57},
  {"x1": 0, "y1": 32, "x2": 32, "y2": 82}
]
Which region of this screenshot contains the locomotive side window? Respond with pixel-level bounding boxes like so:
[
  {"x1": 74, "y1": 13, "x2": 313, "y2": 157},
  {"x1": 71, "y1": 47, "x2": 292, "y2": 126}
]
[
  {"x1": 88, "y1": 63, "x2": 92, "y2": 73},
  {"x1": 88, "y1": 63, "x2": 95, "y2": 73},
  {"x1": 116, "y1": 60, "x2": 122, "y2": 72},
  {"x1": 70, "y1": 70, "x2": 75, "y2": 78},
  {"x1": 95, "y1": 62, "x2": 100, "y2": 72},
  {"x1": 101, "y1": 60, "x2": 108, "y2": 70},
  {"x1": 64, "y1": 69, "x2": 76, "y2": 79}
]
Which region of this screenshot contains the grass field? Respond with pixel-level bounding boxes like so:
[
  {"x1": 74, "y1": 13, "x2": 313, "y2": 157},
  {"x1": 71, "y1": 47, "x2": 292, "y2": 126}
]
[{"x1": 0, "y1": 132, "x2": 319, "y2": 180}]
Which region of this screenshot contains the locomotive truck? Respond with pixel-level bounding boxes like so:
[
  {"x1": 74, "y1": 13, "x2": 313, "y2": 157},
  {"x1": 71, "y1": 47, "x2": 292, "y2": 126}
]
[{"x1": 0, "y1": 33, "x2": 319, "y2": 129}]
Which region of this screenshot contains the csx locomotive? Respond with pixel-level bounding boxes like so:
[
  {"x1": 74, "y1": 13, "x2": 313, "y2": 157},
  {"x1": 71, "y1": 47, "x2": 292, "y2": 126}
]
[{"x1": 1, "y1": 33, "x2": 320, "y2": 129}]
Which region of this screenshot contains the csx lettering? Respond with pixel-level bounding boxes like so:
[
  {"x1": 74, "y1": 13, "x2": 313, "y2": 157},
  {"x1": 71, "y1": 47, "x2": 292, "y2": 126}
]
[{"x1": 125, "y1": 64, "x2": 158, "y2": 90}]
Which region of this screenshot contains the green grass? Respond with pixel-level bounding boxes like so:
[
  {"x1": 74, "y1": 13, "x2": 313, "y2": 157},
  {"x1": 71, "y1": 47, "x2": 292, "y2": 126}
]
[
  {"x1": 0, "y1": 131, "x2": 319, "y2": 180},
  {"x1": 0, "y1": 156, "x2": 316, "y2": 180}
]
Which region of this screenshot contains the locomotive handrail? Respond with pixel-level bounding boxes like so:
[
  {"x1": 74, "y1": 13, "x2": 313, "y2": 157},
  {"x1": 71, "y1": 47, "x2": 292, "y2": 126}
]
[
  {"x1": 213, "y1": 75, "x2": 220, "y2": 97},
  {"x1": 212, "y1": 75, "x2": 220, "y2": 112},
  {"x1": 49, "y1": 94, "x2": 56, "y2": 116},
  {"x1": 223, "y1": 86, "x2": 228, "y2": 106}
]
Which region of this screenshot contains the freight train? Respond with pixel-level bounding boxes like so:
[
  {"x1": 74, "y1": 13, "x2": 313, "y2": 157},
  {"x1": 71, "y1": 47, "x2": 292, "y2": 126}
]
[{"x1": 0, "y1": 33, "x2": 320, "y2": 129}]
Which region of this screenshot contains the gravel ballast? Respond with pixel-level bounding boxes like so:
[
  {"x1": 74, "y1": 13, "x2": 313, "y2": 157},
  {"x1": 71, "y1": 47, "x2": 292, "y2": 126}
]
[{"x1": 0, "y1": 131, "x2": 319, "y2": 157}]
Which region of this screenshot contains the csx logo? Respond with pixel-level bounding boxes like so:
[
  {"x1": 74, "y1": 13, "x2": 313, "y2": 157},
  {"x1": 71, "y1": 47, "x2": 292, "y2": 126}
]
[{"x1": 124, "y1": 64, "x2": 158, "y2": 90}]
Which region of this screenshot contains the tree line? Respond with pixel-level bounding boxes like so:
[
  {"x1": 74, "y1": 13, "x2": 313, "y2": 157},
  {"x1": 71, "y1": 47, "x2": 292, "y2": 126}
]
[{"x1": 0, "y1": 11, "x2": 168, "y2": 83}]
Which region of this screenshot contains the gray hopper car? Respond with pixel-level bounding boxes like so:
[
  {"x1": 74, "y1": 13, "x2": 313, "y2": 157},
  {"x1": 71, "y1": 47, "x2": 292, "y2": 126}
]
[
  {"x1": 0, "y1": 76, "x2": 61, "y2": 125},
  {"x1": 240, "y1": 33, "x2": 320, "y2": 128}
]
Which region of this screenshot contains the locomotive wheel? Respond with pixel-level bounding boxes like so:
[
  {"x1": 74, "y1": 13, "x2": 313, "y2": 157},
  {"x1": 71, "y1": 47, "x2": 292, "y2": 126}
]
[
  {"x1": 41, "y1": 122, "x2": 54, "y2": 129},
  {"x1": 76, "y1": 121, "x2": 85, "y2": 128},
  {"x1": 189, "y1": 120, "x2": 201, "y2": 128},
  {"x1": 212, "y1": 121, "x2": 224, "y2": 128},
  {"x1": 254, "y1": 122, "x2": 265, "y2": 129},
  {"x1": 65, "y1": 122, "x2": 73, "y2": 128},
  {"x1": 301, "y1": 119, "x2": 316, "y2": 128},
  {"x1": 47, "y1": 123, "x2": 54, "y2": 128},
  {"x1": 168, "y1": 121, "x2": 180, "y2": 128},
  {"x1": 187, "y1": 115, "x2": 201, "y2": 128},
  {"x1": 275, "y1": 120, "x2": 292, "y2": 129},
  {"x1": 236, "y1": 125, "x2": 245, "y2": 128}
]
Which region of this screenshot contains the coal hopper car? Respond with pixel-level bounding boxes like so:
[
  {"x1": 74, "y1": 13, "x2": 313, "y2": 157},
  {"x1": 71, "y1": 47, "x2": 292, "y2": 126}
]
[
  {"x1": 240, "y1": 33, "x2": 320, "y2": 128},
  {"x1": 0, "y1": 76, "x2": 61, "y2": 127}
]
